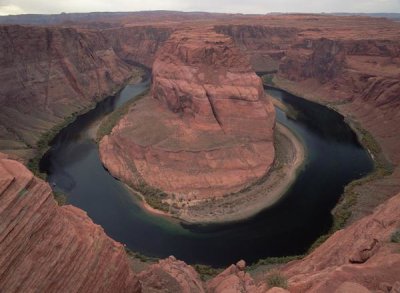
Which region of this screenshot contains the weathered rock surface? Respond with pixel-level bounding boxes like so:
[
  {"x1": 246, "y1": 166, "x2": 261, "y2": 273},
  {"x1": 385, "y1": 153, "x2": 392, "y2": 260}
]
[
  {"x1": 0, "y1": 153, "x2": 141, "y2": 292},
  {"x1": 207, "y1": 260, "x2": 262, "y2": 293},
  {"x1": 283, "y1": 192, "x2": 400, "y2": 292},
  {"x1": 100, "y1": 28, "x2": 275, "y2": 199},
  {"x1": 0, "y1": 24, "x2": 171, "y2": 162},
  {"x1": 138, "y1": 256, "x2": 205, "y2": 293}
]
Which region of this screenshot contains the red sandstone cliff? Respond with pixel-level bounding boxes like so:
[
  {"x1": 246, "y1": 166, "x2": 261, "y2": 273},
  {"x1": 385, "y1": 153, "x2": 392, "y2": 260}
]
[
  {"x1": 0, "y1": 153, "x2": 141, "y2": 292},
  {"x1": 100, "y1": 28, "x2": 275, "y2": 199},
  {"x1": 0, "y1": 24, "x2": 171, "y2": 162},
  {"x1": 215, "y1": 16, "x2": 400, "y2": 221}
]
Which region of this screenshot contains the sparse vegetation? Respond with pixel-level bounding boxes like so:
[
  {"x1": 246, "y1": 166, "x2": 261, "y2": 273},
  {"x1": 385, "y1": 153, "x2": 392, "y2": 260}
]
[
  {"x1": 249, "y1": 255, "x2": 303, "y2": 271},
  {"x1": 135, "y1": 180, "x2": 170, "y2": 212},
  {"x1": 125, "y1": 247, "x2": 158, "y2": 263},
  {"x1": 266, "y1": 270, "x2": 288, "y2": 289},
  {"x1": 27, "y1": 111, "x2": 81, "y2": 179},
  {"x1": 18, "y1": 188, "x2": 29, "y2": 197},
  {"x1": 262, "y1": 74, "x2": 276, "y2": 86},
  {"x1": 96, "y1": 89, "x2": 149, "y2": 142},
  {"x1": 193, "y1": 264, "x2": 223, "y2": 281},
  {"x1": 391, "y1": 229, "x2": 400, "y2": 243},
  {"x1": 306, "y1": 114, "x2": 394, "y2": 253},
  {"x1": 54, "y1": 191, "x2": 67, "y2": 206}
]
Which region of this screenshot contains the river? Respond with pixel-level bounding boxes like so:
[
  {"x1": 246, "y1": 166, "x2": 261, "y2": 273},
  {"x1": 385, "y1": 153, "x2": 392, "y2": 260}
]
[{"x1": 40, "y1": 78, "x2": 373, "y2": 267}]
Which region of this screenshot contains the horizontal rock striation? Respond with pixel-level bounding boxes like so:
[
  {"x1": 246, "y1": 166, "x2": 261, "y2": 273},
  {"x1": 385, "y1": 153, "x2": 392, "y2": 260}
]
[
  {"x1": 0, "y1": 24, "x2": 171, "y2": 162},
  {"x1": 216, "y1": 15, "x2": 400, "y2": 221},
  {"x1": 100, "y1": 28, "x2": 275, "y2": 199}
]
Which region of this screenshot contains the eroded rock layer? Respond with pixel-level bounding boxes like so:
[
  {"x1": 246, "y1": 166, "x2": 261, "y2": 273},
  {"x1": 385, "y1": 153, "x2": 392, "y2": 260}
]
[
  {"x1": 215, "y1": 16, "x2": 400, "y2": 221},
  {"x1": 0, "y1": 153, "x2": 141, "y2": 293},
  {"x1": 100, "y1": 28, "x2": 275, "y2": 198},
  {"x1": 0, "y1": 24, "x2": 171, "y2": 162}
]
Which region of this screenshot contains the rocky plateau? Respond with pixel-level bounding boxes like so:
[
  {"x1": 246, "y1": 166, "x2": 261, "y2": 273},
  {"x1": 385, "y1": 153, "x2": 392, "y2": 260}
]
[{"x1": 100, "y1": 27, "x2": 276, "y2": 200}]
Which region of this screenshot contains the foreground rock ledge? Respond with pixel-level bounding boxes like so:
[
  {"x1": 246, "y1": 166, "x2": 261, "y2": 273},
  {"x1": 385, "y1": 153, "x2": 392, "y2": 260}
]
[
  {"x1": 1, "y1": 152, "x2": 399, "y2": 292},
  {"x1": 100, "y1": 28, "x2": 275, "y2": 202}
]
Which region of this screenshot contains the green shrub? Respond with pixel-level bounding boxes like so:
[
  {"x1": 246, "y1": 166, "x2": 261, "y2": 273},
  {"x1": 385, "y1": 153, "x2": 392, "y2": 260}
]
[
  {"x1": 193, "y1": 264, "x2": 222, "y2": 281},
  {"x1": 124, "y1": 247, "x2": 158, "y2": 263},
  {"x1": 18, "y1": 188, "x2": 29, "y2": 197},
  {"x1": 266, "y1": 270, "x2": 288, "y2": 289},
  {"x1": 54, "y1": 191, "x2": 67, "y2": 206},
  {"x1": 250, "y1": 255, "x2": 302, "y2": 269},
  {"x1": 262, "y1": 74, "x2": 275, "y2": 86},
  {"x1": 391, "y1": 229, "x2": 400, "y2": 243},
  {"x1": 135, "y1": 181, "x2": 170, "y2": 212},
  {"x1": 96, "y1": 89, "x2": 149, "y2": 142}
]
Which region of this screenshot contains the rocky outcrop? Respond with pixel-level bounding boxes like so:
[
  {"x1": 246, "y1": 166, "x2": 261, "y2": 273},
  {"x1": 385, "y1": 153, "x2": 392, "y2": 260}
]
[
  {"x1": 0, "y1": 152, "x2": 141, "y2": 292},
  {"x1": 138, "y1": 256, "x2": 205, "y2": 293},
  {"x1": 100, "y1": 28, "x2": 275, "y2": 199},
  {"x1": 1, "y1": 150, "x2": 399, "y2": 293},
  {"x1": 283, "y1": 192, "x2": 400, "y2": 292},
  {"x1": 207, "y1": 260, "x2": 263, "y2": 293}
]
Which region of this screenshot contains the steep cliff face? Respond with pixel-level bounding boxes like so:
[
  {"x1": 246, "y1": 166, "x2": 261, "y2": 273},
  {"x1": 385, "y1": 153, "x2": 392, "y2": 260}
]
[
  {"x1": 0, "y1": 24, "x2": 171, "y2": 163},
  {"x1": 100, "y1": 28, "x2": 275, "y2": 199},
  {"x1": 0, "y1": 153, "x2": 141, "y2": 292},
  {"x1": 0, "y1": 25, "x2": 133, "y2": 161},
  {"x1": 100, "y1": 26, "x2": 173, "y2": 67},
  {"x1": 216, "y1": 17, "x2": 400, "y2": 221}
]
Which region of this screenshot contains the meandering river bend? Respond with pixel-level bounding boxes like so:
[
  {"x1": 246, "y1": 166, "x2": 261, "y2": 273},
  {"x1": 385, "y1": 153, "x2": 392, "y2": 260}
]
[{"x1": 40, "y1": 78, "x2": 373, "y2": 267}]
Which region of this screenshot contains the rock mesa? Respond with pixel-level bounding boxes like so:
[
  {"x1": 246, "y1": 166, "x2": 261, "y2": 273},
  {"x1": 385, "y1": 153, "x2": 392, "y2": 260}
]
[{"x1": 100, "y1": 28, "x2": 275, "y2": 199}]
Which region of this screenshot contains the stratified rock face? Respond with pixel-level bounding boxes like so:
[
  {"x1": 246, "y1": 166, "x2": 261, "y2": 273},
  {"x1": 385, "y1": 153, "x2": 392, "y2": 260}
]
[
  {"x1": 100, "y1": 28, "x2": 275, "y2": 199},
  {"x1": 0, "y1": 153, "x2": 141, "y2": 293},
  {"x1": 216, "y1": 16, "x2": 400, "y2": 221},
  {"x1": 0, "y1": 25, "x2": 132, "y2": 161},
  {"x1": 0, "y1": 24, "x2": 171, "y2": 162},
  {"x1": 100, "y1": 26, "x2": 173, "y2": 67},
  {"x1": 283, "y1": 192, "x2": 400, "y2": 293}
]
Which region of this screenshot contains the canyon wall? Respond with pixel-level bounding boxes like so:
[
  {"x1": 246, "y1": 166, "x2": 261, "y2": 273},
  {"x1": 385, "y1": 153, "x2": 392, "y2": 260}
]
[
  {"x1": 1, "y1": 14, "x2": 400, "y2": 293},
  {"x1": 100, "y1": 28, "x2": 275, "y2": 199},
  {"x1": 0, "y1": 153, "x2": 141, "y2": 292},
  {"x1": 0, "y1": 24, "x2": 172, "y2": 163},
  {"x1": 215, "y1": 16, "x2": 400, "y2": 221}
]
